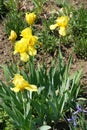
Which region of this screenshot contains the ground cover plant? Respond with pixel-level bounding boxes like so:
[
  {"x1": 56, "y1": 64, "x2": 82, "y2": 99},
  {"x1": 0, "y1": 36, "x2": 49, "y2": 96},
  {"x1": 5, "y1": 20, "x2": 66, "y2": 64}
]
[
  {"x1": 0, "y1": 0, "x2": 87, "y2": 130},
  {"x1": 71, "y1": 6, "x2": 87, "y2": 59},
  {"x1": 0, "y1": 0, "x2": 7, "y2": 17}
]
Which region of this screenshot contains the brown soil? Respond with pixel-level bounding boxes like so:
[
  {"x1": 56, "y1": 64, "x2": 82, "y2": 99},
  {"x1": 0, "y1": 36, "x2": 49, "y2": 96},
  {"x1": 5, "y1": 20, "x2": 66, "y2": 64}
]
[{"x1": 0, "y1": 1, "x2": 87, "y2": 91}]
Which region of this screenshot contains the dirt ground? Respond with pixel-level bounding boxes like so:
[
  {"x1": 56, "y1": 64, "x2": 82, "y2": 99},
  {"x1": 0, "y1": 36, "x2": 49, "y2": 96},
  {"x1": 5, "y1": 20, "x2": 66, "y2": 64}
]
[{"x1": 0, "y1": 0, "x2": 87, "y2": 94}]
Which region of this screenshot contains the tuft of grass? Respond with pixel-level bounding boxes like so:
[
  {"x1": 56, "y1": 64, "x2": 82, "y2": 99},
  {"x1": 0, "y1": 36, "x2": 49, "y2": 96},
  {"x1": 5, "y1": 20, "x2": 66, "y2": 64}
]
[
  {"x1": 31, "y1": 0, "x2": 47, "y2": 14},
  {"x1": 74, "y1": 37, "x2": 87, "y2": 59},
  {"x1": 0, "y1": 0, "x2": 8, "y2": 17},
  {"x1": 71, "y1": 6, "x2": 87, "y2": 38},
  {"x1": 4, "y1": 10, "x2": 27, "y2": 37},
  {"x1": 70, "y1": 6, "x2": 87, "y2": 59}
]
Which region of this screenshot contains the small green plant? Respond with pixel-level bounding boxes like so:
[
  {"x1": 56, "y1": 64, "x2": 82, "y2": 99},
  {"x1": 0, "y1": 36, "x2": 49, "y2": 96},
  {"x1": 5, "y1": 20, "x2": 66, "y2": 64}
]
[
  {"x1": 0, "y1": 0, "x2": 4, "y2": 15},
  {"x1": 55, "y1": 0, "x2": 70, "y2": 7},
  {"x1": 39, "y1": 29, "x2": 58, "y2": 53},
  {"x1": 5, "y1": 0, "x2": 19, "y2": 11},
  {"x1": 5, "y1": 10, "x2": 27, "y2": 37},
  {"x1": 31, "y1": 0, "x2": 47, "y2": 13},
  {"x1": 70, "y1": 6, "x2": 87, "y2": 59},
  {"x1": 71, "y1": 6, "x2": 87, "y2": 38},
  {"x1": 4, "y1": 0, "x2": 30, "y2": 37},
  {"x1": 74, "y1": 37, "x2": 87, "y2": 59},
  {"x1": 0, "y1": 0, "x2": 7, "y2": 17}
]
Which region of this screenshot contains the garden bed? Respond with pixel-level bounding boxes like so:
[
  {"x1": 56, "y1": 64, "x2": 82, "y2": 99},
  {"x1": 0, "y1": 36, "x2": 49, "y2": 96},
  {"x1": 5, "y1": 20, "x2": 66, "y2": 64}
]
[{"x1": 0, "y1": 0, "x2": 87, "y2": 130}]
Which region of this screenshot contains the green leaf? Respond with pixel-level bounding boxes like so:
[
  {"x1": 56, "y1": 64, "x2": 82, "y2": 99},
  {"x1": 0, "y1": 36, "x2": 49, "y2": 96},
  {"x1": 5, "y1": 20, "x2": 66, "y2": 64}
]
[
  {"x1": 39, "y1": 125, "x2": 51, "y2": 130},
  {"x1": 20, "y1": 70, "x2": 29, "y2": 81},
  {"x1": 37, "y1": 86, "x2": 45, "y2": 95},
  {"x1": 57, "y1": 95, "x2": 65, "y2": 114},
  {"x1": 25, "y1": 102, "x2": 30, "y2": 118}
]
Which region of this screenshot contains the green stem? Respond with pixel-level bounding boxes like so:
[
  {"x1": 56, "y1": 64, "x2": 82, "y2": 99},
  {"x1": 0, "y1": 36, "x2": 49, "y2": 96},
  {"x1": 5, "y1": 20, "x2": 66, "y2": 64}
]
[
  {"x1": 29, "y1": 91, "x2": 32, "y2": 99},
  {"x1": 21, "y1": 91, "x2": 26, "y2": 119}
]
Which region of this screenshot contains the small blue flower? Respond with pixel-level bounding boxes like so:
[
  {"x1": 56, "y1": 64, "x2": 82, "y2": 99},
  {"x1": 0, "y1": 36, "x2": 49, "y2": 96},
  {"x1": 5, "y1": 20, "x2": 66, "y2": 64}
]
[
  {"x1": 67, "y1": 104, "x2": 87, "y2": 127},
  {"x1": 67, "y1": 114, "x2": 78, "y2": 127},
  {"x1": 73, "y1": 104, "x2": 87, "y2": 115}
]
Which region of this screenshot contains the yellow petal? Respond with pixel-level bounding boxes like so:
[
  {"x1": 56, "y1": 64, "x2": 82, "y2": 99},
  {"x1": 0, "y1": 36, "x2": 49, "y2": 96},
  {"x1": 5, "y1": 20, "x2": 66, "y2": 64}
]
[
  {"x1": 12, "y1": 74, "x2": 24, "y2": 86},
  {"x1": 14, "y1": 38, "x2": 28, "y2": 54},
  {"x1": 20, "y1": 27, "x2": 32, "y2": 38},
  {"x1": 25, "y1": 84, "x2": 38, "y2": 91},
  {"x1": 56, "y1": 16, "x2": 69, "y2": 27},
  {"x1": 50, "y1": 24, "x2": 58, "y2": 30},
  {"x1": 9, "y1": 30, "x2": 17, "y2": 42},
  {"x1": 59, "y1": 27, "x2": 66, "y2": 36},
  {"x1": 29, "y1": 36, "x2": 38, "y2": 46},
  {"x1": 20, "y1": 53, "x2": 29, "y2": 62},
  {"x1": 28, "y1": 46, "x2": 37, "y2": 56},
  {"x1": 11, "y1": 87, "x2": 20, "y2": 92}
]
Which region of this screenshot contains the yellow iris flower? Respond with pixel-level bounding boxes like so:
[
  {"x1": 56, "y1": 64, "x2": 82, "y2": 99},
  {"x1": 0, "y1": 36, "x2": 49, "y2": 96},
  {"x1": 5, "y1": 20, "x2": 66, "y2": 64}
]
[
  {"x1": 50, "y1": 16, "x2": 69, "y2": 36},
  {"x1": 9, "y1": 30, "x2": 17, "y2": 42},
  {"x1": 11, "y1": 74, "x2": 38, "y2": 92},
  {"x1": 25, "y1": 12, "x2": 36, "y2": 25},
  {"x1": 13, "y1": 27, "x2": 38, "y2": 62},
  {"x1": 20, "y1": 27, "x2": 38, "y2": 46}
]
